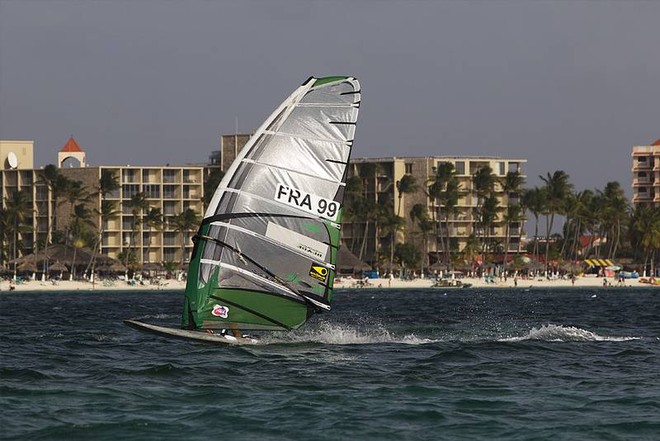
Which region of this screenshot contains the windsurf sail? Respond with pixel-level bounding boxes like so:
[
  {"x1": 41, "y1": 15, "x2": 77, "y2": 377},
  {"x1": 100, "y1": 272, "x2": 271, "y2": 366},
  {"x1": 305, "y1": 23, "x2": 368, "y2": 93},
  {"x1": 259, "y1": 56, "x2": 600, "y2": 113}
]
[{"x1": 182, "y1": 76, "x2": 361, "y2": 331}]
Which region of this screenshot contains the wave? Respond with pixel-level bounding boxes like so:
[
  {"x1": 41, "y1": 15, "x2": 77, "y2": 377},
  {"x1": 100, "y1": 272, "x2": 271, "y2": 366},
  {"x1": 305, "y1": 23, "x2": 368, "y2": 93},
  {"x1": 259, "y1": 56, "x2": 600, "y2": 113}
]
[
  {"x1": 257, "y1": 321, "x2": 433, "y2": 346},
  {"x1": 499, "y1": 324, "x2": 641, "y2": 342}
]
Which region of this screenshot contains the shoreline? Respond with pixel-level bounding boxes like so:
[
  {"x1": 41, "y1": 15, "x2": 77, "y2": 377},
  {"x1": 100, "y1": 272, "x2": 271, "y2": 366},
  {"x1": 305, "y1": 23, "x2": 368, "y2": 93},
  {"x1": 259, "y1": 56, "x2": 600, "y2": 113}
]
[{"x1": 1, "y1": 275, "x2": 657, "y2": 292}]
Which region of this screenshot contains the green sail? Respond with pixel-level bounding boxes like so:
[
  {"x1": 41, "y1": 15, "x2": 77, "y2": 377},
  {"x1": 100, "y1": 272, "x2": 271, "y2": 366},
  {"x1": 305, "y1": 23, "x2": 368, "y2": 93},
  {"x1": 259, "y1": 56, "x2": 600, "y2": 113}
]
[{"x1": 182, "y1": 76, "x2": 361, "y2": 331}]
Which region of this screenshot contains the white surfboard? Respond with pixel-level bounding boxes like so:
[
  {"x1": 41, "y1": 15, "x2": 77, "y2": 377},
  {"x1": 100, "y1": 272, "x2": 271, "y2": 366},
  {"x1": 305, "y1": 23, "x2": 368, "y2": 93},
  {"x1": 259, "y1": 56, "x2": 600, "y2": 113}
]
[{"x1": 124, "y1": 319, "x2": 259, "y2": 345}]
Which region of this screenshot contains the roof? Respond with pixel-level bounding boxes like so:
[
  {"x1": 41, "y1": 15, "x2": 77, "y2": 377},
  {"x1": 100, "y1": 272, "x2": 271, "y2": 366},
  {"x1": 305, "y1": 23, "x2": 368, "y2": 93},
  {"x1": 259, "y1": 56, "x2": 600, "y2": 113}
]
[
  {"x1": 60, "y1": 136, "x2": 83, "y2": 152},
  {"x1": 652, "y1": 139, "x2": 660, "y2": 146}
]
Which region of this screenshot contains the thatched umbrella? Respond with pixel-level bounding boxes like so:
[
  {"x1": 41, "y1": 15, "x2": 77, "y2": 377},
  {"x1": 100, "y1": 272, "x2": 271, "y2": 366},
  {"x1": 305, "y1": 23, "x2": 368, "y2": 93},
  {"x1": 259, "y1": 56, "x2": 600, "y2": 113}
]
[
  {"x1": 336, "y1": 244, "x2": 371, "y2": 273},
  {"x1": 17, "y1": 261, "x2": 37, "y2": 273},
  {"x1": 379, "y1": 261, "x2": 401, "y2": 273},
  {"x1": 428, "y1": 262, "x2": 449, "y2": 272},
  {"x1": 142, "y1": 262, "x2": 164, "y2": 272},
  {"x1": 97, "y1": 261, "x2": 127, "y2": 273},
  {"x1": 49, "y1": 261, "x2": 68, "y2": 272}
]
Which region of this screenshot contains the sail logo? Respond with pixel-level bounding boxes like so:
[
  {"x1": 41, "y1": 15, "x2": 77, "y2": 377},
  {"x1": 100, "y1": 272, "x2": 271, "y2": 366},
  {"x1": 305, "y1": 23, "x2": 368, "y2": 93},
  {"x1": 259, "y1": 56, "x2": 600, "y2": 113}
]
[
  {"x1": 309, "y1": 265, "x2": 329, "y2": 282},
  {"x1": 275, "y1": 183, "x2": 339, "y2": 221},
  {"x1": 211, "y1": 304, "x2": 229, "y2": 318}
]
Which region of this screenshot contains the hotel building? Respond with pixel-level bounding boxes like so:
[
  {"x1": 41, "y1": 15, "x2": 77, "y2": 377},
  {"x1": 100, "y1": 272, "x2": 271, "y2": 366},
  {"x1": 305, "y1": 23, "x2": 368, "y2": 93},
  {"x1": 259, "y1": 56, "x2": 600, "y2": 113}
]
[
  {"x1": 1, "y1": 137, "x2": 204, "y2": 266},
  {"x1": 631, "y1": 139, "x2": 660, "y2": 208},
  {"x1": 343, "y1": 156, "x2": 527, "y2": 265}
]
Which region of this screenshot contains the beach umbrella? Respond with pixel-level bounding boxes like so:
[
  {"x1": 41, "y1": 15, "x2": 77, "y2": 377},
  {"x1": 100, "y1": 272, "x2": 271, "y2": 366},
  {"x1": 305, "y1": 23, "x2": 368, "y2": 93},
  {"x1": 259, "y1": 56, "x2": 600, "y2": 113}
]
[
  {"x1": 428, "y1": 262, "x2": 449, "y2": 272},
  {"x1": 17, "y1": 261, "x2": 37, "y2": 273},
  {"x1": 336, "y1": 244, "x2": 371, "y2": 273},
  {"x1": 142, "y1": 262, "x2": 165, "y2": 272},
  {"x1": 379, "y1": 261, "x2": 401, "y2": 271},
  {"x1": 97, "y1": 261, "x2": 127, "y2": 273},
  {"x1": 49, "y1": 261, "x2": 68, "y2": 272}
]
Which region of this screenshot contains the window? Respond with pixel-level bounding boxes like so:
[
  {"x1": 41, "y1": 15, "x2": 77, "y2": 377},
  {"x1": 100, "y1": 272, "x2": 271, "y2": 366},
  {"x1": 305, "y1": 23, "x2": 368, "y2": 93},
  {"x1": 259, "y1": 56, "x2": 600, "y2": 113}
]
[
  {"x1": 123, "y1": 169, "x2": 139, "y2": 183},
  {"x1": 498, "y1": 162, "x2": 505, "y2": 176},
  {"x1": 405, "y1": 163, "x2": 413, "y2": 174},
  {"x1": 122, "y1": 184, "x2": 140, "y2": 198},
  {"x1": 454, "y1": 161, "x2": 465, "y2": 175},
  {"x1": 164, "y1": 232, "x2": 177, "y2": 246},
  {"x1": 163, "y1": 185, "x2": 178, "y2": 199},
  {"x1": 163, "y1": 170, "x2": 178, "y2": 183},
  {"x1": 164, "y1": 248, "x2": 177, "y2": 262},
  {"x1": 143, "y1": 184, "x2": 160, "y2": 199},
  {"x1": 163, "y1": 201, "x2": 178, "y2": 215}
]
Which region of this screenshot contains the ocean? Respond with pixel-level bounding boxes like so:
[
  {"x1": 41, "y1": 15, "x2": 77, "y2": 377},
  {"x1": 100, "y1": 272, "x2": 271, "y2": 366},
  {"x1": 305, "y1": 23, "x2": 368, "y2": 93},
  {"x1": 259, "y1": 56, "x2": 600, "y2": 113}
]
[{"x1": 1, "y1": 287, "x2": 659, "y2": 440}]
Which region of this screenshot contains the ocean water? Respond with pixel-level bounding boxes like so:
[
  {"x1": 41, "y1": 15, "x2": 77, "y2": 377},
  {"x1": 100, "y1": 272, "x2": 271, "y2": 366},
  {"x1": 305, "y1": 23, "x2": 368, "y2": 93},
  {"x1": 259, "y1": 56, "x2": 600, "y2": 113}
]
[{"x1": 1, "y1": 287, "x2": 659, "y2": 441}]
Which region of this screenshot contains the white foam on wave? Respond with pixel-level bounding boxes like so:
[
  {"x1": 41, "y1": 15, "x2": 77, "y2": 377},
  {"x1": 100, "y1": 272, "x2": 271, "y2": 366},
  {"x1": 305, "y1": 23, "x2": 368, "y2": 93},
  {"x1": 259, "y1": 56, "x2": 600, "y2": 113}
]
[
  {"x1": 258, "y1": 321, "x2": 434, "y2": 346},
  {"x1": 499, "y1": 324, "x2": 641, "y2": 342}
]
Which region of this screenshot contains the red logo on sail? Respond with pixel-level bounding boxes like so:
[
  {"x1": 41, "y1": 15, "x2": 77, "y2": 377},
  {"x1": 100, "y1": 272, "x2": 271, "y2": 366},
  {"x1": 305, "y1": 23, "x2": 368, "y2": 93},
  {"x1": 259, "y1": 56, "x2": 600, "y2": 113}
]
[{"x1": 211, "y1": 304, "x2": 229, "y2": 318}]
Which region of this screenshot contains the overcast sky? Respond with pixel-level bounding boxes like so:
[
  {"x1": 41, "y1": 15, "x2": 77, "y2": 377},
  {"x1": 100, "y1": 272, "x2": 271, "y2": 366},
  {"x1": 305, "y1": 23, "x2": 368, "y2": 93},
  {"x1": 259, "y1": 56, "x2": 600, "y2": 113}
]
[{"x1": 1, "y1": 0, "x2": 658, "y2": 196}]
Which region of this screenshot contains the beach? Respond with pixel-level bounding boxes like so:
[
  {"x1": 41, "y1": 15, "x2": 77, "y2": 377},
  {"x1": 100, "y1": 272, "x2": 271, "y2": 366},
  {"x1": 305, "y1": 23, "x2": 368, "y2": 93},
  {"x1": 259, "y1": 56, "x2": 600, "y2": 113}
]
[
  {"x1": 333, "y1": 274, "x2": 657, "y2": 290},
  {"x1": 1, "y1": 274, "x2": 656, "y2": 292}
]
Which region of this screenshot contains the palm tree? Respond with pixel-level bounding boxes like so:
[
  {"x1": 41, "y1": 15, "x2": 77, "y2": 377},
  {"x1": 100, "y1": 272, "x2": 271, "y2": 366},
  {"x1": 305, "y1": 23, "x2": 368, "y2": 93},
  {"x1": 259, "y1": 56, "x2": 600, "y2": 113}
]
[
  {"x1": 409, "y1": 203, "x2": 432, "y2": 276},
  {"x1": 472, "y1": 165, "x2": 496, "y2": 251},
  {"x1": 502, "y1": 204, "x2": 523, "y2": 276},
  {"x1": 343, "y1": 175, "x2": 364, "y2": 253},
  {"x1": 427, "y1": 162, "x2": 460, "y2": 267},
  {"x1": 68, "y1": 203, "x2": 94, "y2": 279},
  {"x1": 86, "y1": 170, "x2": 121, "y2": 278},
  {"x1": 40, "y1": 165, "x2": 69, "y2": 273},
  {"x1": 60, "y1": 179, "x2": 91, "y2": 247},
  {"x1": 172, "y1": 208, "x2": 201, "y2": 266},
  {"x1": 203, "y1": 167, "x2": 225, "y2": 209},
  {"x1": 500, "y1": 170, "x2": 525, "y2": 274},
  {"x1": 628, "y1": 206, "x2": 660, "y2": 277},
  {"x1": 4, "y1": 190, "x2": 32, "y2": 278},
  {"x1": 126, "y1": 192, "x2": 149, "y2": 268},
  {"x1": 600, "y1": 181, "x2": 629, "y2": 259},
  {"x1": 522, "y1": 187, "x2": 546, "y2": 260},
  {"x1": 143, "y1": 207, "x2": 164, "y2": 264},
  {"x1": 539, "y1": 171, "x2": 573, "y2": 274}
]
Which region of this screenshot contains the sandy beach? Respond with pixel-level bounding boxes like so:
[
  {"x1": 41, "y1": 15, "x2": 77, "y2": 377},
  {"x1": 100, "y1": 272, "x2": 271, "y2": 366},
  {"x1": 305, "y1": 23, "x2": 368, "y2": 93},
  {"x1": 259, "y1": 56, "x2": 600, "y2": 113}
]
[
  {"x1": 333, "y1": 274, "x2": 658, "y2": 290},
  {"x1": 1, "y1": 274, "x2": 657, "y2": 292}
]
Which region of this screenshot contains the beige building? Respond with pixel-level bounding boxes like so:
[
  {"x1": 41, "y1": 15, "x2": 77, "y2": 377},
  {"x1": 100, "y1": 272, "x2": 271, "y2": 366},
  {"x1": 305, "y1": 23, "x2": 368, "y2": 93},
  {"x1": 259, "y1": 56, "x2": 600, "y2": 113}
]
[
  {"x1": 631, "y1": 139, "x2": 660, "y2": 208},
  {"x1": 1, "y1": 137, "x2": 204, "y2": 268},
  {"x1": 209, "y1": 133, "x2": 251, "y2": 172},
  {"x1": 343, "y1": 156, "x2": 527, "y2": 265},
  {"x1": 1, "y1": 140, "x2": 34, "y2": 170}
]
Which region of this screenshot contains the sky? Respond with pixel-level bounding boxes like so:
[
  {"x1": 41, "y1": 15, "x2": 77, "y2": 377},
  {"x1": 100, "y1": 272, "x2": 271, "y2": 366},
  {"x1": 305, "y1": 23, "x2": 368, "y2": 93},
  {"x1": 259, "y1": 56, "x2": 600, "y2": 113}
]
[{"x1": 1, "y1": 0, "x2": 658, "y2": 196}]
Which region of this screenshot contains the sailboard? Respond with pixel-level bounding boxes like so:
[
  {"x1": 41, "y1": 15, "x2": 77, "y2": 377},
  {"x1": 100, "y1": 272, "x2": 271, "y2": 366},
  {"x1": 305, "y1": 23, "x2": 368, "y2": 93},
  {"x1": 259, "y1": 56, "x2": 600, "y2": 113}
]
[{"x1": 127, "y1": 76, "x2": 361, "y2": 343}]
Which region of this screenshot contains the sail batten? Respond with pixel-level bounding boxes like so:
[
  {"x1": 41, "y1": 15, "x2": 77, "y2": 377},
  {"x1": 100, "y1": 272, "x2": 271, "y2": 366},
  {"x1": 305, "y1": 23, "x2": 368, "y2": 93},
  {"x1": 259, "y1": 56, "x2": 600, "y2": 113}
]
[{"x1": 182, "y1": 76, "x2": 361, "y2": 332}]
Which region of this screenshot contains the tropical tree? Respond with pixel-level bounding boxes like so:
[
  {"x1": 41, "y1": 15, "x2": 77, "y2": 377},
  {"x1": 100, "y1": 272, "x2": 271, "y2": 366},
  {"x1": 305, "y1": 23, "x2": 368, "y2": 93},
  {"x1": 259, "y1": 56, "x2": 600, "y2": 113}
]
[
  {"x1": 394, "y1": 242, "x2": 421, "y2": 274},
  {"x1": 86, "y1": 170, "x2": 121, "y2": 277},
  {"x1": 60, "y1": 179, "x2": 91, "y2": 247},
  {"x1": 172, "y1": 208, "x2": 201, "y2": 266},
  {"x1": 500, "y1": 170, "x2": 524, "y2": 274},
  {"x1": 539, "y1": 171, "x2": 573, "y2": 274},
  {"x1": 427, "y1": 162, "x2": 460, "y2": 267},
  {"x1": 4, "y1": 190, "x2": 32, "y2": 277},
  {"x1": 68, "y1": 203, "x2": 95, "y2": 279},
  {"x1": 628, "y1": 206, "x2": 660, "y2": 276},
  {"x1": 126, "y1": 192, "x2": 149, "y2": 267},
  {"x1": 343, "y1": 175, "x2": 364, "y2": 252},
  {"x1": 203, "y1": 167, "x2": 225, "y2": 209},
  {"x1": 40, "y1": 165, "x2": 69, "y2": 272},
  {"x1": 472, "y1": 165, "x2": 497, "y2": 251},
  {"x1": 143, "y1": 207, "x2": 164, "y2": 264},
  {"x1": 409, "y1": 203, "x2": 433, "y2": 276},
  {"x1": 522, "y1": 187, "x2": 546, "y2": 260},
  {"x1": 600, "y1": 181, "x2": 629, "y2": 259},
  {"x1": 502, "y1": 203, "x2": 523, "y2": 276}
]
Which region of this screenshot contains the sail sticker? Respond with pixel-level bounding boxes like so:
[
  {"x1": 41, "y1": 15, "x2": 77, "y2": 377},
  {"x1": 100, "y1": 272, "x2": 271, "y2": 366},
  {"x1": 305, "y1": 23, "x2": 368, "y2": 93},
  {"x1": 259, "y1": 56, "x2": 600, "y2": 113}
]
[
  {"x1": 309, "y1": 264, "x2": 329, "y2": 282},
  {"x1": 275, "y1": 183, "x2": 340, "y2": 221},
  {"x1": 266, "y1": 222, "x2": 329, "y2": 260},
  {"x1": 211, "y1": 304, "x2": 229, "y2": 318}
]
